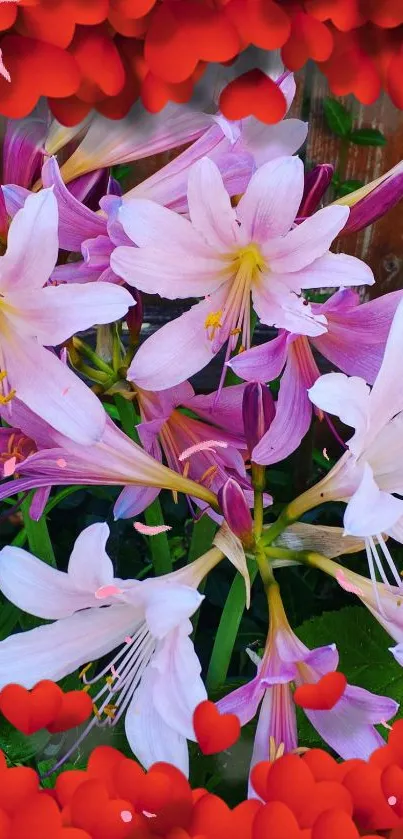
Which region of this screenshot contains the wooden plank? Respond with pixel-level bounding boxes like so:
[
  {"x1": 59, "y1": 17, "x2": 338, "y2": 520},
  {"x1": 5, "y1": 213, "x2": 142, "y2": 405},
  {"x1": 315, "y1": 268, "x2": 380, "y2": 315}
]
[{"x1": 303, "y1": 64, "x2": 403, "y2": 298}]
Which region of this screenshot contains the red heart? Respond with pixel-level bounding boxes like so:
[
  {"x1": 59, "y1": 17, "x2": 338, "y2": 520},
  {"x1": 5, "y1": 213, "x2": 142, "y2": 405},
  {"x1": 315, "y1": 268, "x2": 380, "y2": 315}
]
[
  {"x1": 0, "y1": 681, "x2": 63, "y2": 735},
  {"x1": 70, "y1": 778, "x2": 136, "y2": 839},
  {"x1": 219, "y1": 70, "x2": 287, "y2": 124},
  {"x1": 193, "y1": 700, "x2": 241, "y2": 755},
  {"x1": 293, "y1": 672, "x2": 347, "y2": 711},
  {"x1": 46, "y1": 690, "x2": 93, "y2": 734}
]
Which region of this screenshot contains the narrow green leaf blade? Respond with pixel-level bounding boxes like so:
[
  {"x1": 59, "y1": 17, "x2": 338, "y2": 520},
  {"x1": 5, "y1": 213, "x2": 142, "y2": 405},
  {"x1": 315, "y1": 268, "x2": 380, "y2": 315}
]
[
  {"x1": 21, "y1": 494, "x2": 55, "y2": 567},
  {"x1": 206, "y1": 560, "x2": 257, "y2": 692}
]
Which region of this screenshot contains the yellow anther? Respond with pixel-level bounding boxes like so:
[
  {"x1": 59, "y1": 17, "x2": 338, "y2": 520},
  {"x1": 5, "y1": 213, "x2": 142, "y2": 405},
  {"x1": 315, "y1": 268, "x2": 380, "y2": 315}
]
[
  {"x1": 92, "y1": 702, "x2": 101, "y2": 719},
  {"x1": 238, "y1": 345, "x2": 245, "y2": 354},
  {"x1": 230, "y1": 327, "x2": 242, "y2": 337},
  {"x1": 199, "y1": 464, "x2": 218, "y2": 487},
  {"x1": 79, "y1": 662, "x2": 93, "y2": 680},
  {"x1": 269, "y1": 736, "x2": 285, "y2": 762},
  {"x1": 105, "y1": 676, "x2": 114, "y2": 687},
  {"x1": 204, "y1": 310, "x2": 223, "y2": 339},
  {"x1": 103, "y1": 704, "x2": 117, "y2": 719},
  {"x1": 82, "y1": 685, "x2": 91, "y2": 694}
]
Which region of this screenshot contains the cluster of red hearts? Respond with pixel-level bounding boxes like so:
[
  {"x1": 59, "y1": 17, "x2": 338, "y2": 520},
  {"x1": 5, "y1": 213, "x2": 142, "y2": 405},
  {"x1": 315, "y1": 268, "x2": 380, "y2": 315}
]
[
  {"x1": 1, "y1": 0, "x2": 403, "y2": 126},
  {"x1": 3, "y1": 684, "x2": 403, "y2": 839},
  {"x1": 2, "y1": 702, "x2": 403, "y2": 839},
  {"x1": 0, "y1": 679, "x2": 93, "y2": 735}
]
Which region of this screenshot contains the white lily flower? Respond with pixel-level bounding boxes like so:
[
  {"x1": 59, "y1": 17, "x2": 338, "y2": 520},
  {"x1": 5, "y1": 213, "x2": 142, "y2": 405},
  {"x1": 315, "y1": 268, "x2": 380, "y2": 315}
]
[{"x1": 0, "y1": 522, "x2": 209, "y2": 775}]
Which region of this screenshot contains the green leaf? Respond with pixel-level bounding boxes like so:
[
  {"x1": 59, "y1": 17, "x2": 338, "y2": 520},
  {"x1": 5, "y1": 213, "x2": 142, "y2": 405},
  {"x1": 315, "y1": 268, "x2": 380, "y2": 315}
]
[
  {"x1": 111, "y1": 164, "x2": 131, "y2": 182},
  {"x1": 0, "y1": 600, "x2": 21, "y2": 641},
  {"x1": 323, "y1": 97, "x2": 352, "y2": 137},
  {"x1": 348, "y1": 128, "x2": 387, "y2": 147},
  {"x1": 0, "y1": 718, "x2": 50, "y2": 764},
  {"x1": 206, "y1": 560, "x2": 258, "y2": 692},
  {"x1": 21, "y1": 494, "x2": 55, "y2": 567},
  {"x1": 336, "y1": 179, "x2": 364, "y2": 197}
]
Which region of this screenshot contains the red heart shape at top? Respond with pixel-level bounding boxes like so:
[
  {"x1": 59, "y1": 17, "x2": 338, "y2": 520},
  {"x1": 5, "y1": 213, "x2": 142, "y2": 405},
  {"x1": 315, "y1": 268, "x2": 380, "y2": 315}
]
[
  {"x1": 46, "y1": 690, "x2": 93, "y2": 734},
  {"x1": 193, "y1": 700, "x2": 240, "y2": 755},
  {"x1": 294, "y1": 672, "x2": 347, "y2": 711},
  {"x1": 219, "y1": 70, "x2": 287, "y2": 124},
  {"x1": 0, "y1": 681, "x2": 63, "y2": 735}
]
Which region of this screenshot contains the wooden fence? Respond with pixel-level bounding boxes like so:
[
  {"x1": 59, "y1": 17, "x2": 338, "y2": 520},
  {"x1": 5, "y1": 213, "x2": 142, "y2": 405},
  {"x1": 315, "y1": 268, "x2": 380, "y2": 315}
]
[{"x1": 290, "y1": 65, "x2": 403, "y2": 299}]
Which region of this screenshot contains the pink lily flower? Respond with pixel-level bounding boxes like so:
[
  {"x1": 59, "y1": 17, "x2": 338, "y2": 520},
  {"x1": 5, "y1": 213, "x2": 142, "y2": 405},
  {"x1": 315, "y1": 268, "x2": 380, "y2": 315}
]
[
  {"x1": 111, "y1": 156, "x2": 373, "y2": 392},
  {"x1": 229, "y1": 288, "x2": 403, "y2": 465},
  {"x1": 217, "y1": 583, "x2": 397, "y2": 795},
  {"x1": 305, "y1": 297, "x2": 403, "y2": 598},
  {"x1": 2, "y1": 79, "x2": 307, "y2": 287},
  {"x1": 0, "y1": 189, "x2": 132, "y2": 444},
  {"x1": 116, "y1": 381, "x2": 258, "y2": 519},
  {"x1": 0, "y1": 522, "x2": 209, "y2": 774},
  {"x1": 0, "y1": 395, "x2": 219, "y2": 519}
]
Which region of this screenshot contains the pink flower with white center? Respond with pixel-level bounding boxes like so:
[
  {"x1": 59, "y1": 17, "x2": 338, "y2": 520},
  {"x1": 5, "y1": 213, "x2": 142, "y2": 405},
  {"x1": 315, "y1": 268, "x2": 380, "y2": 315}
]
[
  {"x1": 217, "y1": 583, "x2": 397, "y2": 797},
  {"x1": 0, "y1": 522, "x2": 215, "y2": 775},
  {"x1": 0, "y1": 189, "x2": 132, "y2": 444},
  {"x1": 111, "y1": 156, "x2": 373, "y2": 392},
  {"x1": 305, "y1": 298, "x2": 403, "y2": 601}
]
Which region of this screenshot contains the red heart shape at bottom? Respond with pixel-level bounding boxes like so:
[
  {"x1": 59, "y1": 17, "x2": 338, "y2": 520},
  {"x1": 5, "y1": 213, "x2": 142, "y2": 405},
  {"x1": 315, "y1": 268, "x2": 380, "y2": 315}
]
[
  {"x1": 47, "y1": 691, "x2": 93, "y2": 733},
  {"x1": 219, "y1": 69, "x2": 287, "y2": 124},
  {"x1": 294, "y1": 672, "x2": 347, "y2": 711},
  {"x1": 193, "y1": 700, "x2": 240, "y2": 755}
]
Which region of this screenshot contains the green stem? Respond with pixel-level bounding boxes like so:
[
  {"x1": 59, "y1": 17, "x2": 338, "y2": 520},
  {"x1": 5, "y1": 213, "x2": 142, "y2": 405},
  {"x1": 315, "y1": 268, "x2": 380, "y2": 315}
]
[
  {"x1": 72, "y1": 337, "x2": 116, "y2": 378},
  {"x1": 189, "y1": 516, "x2": 217, "y2": 639},
  {"x1": 144, "y1": 498, "x2": 172, "y2": 575},
  {"x1": 253, "y1": 489, "x2": 264, "y2": 541},
  {"x1": 21, "y1": 494, "x2": 55, "y2": 567},
  {"x1": 206, "y1": 559, "x2": 258, "y2": 693}
]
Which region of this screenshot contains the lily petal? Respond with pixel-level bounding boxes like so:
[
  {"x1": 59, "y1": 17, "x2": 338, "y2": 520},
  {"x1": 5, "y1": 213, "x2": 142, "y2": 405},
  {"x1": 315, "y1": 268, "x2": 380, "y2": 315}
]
[
  {"x1": 237, "y1": 156, "x2": 304, "y2": 241},
  {"x1": 125, "y1": 667, "x2": 189, "y2": 774},
  {"x1": 214, "y1": 522, "x2": 250, "y2": 608},
  {"x1": 67, "y1": 522, "x2": 115, "y2": 592},
  {"x1": 0, "y1": 335, "x2": 107, "y2": 445},
  {"x1": 0, "y1": 604, "x2": 139, "y2": 688},
  {"x1": 0, "y1": 190, "x2": 58, "y2": 293},
  {"x1": 344, "y1": 463, "x2": 403, "y2": 538},
  {"x1": 5, "y1": 282, "x2": 132, "y2": 346}
]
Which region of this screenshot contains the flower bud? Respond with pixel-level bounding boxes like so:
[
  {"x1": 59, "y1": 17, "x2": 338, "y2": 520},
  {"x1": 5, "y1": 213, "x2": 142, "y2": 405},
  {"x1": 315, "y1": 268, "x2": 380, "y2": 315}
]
[
  {"x1": 242, "y1": 382, "x2": 275, "y2": 457},
  {"x1": 218, "y1": 478, "x2": 254, "y2": 549},
  {"x1": 298, "y1": 164, "x2": 334, "y2": 217},
  {"x1": 334, "y1": 160, "x2": 403, "y2": 235}
]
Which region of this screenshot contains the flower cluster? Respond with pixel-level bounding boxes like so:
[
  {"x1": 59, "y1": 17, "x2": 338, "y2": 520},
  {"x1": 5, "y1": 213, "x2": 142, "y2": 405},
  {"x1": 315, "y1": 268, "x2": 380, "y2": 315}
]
[
  {"x1": 0, "y1": 73, "x2": 403, "y2": 805},
  {"x1": 1, "y1": 0, "x2": 403, "y2": 124}
]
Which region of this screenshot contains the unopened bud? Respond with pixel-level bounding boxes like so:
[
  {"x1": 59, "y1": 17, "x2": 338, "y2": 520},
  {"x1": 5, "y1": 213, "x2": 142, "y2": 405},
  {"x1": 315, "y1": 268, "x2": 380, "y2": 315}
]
[
  {"x1": 218, "y1": 478, "x2": 254, "y2": 549},
  {"x1": 298, "y1": 164, "x2": 334, "y2": 217},
  {"x1": 126, "y1": 288, "x2": 143, "y2": 346},
  {"x1": 242, "y1": 382, "x2": 275, "y2": 458}
]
